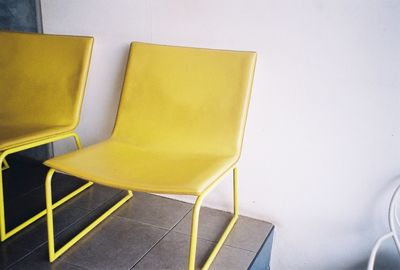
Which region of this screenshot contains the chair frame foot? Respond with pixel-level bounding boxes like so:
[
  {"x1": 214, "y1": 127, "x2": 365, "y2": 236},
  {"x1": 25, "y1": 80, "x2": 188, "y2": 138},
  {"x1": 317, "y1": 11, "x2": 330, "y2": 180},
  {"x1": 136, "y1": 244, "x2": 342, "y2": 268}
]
[
  {"x1": 45, "y1": 168, "x2": 133, "y2": 262},
  {"x1": 188, "y1": 167, "x2": 239, "y2": 270},
  {"x1": 0, "y1": 132, "x2": 93, "y2": 241}
]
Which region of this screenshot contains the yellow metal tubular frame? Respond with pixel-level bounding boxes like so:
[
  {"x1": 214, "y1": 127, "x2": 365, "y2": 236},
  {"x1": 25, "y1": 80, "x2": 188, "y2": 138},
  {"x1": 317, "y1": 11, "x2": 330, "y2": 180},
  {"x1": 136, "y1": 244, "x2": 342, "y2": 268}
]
[
  {"x1": 188, "y1": 167, "x2": 239, "y2": 270},
  {"x1": 0, "y1": 132, "x2": 93, "y2": 241},
  {"x1": 45, "y1": 168, "x2": 133, "y2": 262},
  {"x1": 1, "y1": 158, "x2": 9, "y2": 171},
  {"x1": 44, "y1": 166, "x2": 237, "y2": 269}
]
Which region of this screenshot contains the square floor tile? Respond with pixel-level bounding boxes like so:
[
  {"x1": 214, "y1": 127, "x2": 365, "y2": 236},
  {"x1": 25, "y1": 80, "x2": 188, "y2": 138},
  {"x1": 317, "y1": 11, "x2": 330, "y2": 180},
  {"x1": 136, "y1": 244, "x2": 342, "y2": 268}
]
[
  {"x1": 173, "y1": 207, "x2": 233, "y2": 242},
  {"x1": 209, "y1": 245, "x2": 255, "y2": 270},
  {"x1": 3, "y1": 156, "x2": 48, "y2": 199},
  {"x1": 114, "y1": 192, "x2": 192, "y2": 230},
  {"x1": 0, "y1": 206, "x2": 90, "y2": 252},
  {"x1": 0, "y1": 205, "x2": 89, "y2": 269},
  {"x1": 61, "y1": 216, "x2": 167, "y2": 270},
  {"x1": 133, "y1": 231, "x2": 214, "y2": 270},
  {"x1": 173, "y1": 208, "x2": 273, "y2": 252},
  {"x1": 4, "y1": 172, "x2": 86, "y2": 231},
  {"x1": 63, "y1": 184, "x2": 122, "y2": 211},
  {"x1": 7, "y1": 246, "x2": 88, "y2": 270},
  {"x1": 0, "y1": 244, "x2": 30, "y2": 270},
  {"x1": 225, "y1": 216, "x2": 274, "y2": 252}
]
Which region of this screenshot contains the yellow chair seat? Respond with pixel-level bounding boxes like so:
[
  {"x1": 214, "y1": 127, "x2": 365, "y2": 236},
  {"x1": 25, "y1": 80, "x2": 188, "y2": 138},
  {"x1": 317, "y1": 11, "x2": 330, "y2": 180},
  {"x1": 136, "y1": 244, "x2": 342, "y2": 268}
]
[
  {"x1": 0, "y1": 124, "x2": 73, "y2": 151},
  {"x1": 45, "y1": 139, "x2": 237, "y2": 195}
]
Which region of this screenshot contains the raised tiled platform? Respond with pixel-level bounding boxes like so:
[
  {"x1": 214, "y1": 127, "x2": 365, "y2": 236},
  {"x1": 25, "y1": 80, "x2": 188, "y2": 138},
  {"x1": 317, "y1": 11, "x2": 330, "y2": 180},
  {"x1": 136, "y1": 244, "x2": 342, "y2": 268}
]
[{"x1": 1, "y1": 155, "x2": 273, "y2": 270}]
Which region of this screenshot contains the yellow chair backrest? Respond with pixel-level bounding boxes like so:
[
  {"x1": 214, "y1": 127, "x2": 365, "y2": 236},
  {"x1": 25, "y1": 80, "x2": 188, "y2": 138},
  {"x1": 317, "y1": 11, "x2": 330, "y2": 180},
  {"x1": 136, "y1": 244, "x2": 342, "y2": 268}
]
[
  {"x1": 112, "y1": 43, "x2": 256, "y2": 158},
  {"x1": 0, "y1": 31, "x2": 93, "y2": 128}
]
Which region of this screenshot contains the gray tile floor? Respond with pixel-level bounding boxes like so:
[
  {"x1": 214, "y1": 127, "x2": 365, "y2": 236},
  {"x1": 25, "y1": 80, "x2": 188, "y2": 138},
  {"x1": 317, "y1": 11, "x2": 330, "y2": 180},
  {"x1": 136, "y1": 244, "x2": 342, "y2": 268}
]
[{"x1": 1, "y1": 163, "x2": 273, "y2": 270}]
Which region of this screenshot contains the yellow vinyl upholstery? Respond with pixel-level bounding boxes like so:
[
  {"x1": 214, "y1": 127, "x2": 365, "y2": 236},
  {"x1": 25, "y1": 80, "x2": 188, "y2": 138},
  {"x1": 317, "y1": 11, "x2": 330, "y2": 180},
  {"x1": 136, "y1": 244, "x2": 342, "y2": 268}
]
[
  {"x1": 44, "y1": 42, "x2": 256, "y2": 269},
  {"x1": 0, "y1": 31, "x2": 93, "y2": 151},
  {"x1": 45, "y1": 43, "x2": 256, "y2": 195},
  {"x1": 0, "y1": 31, "x2": 94, "y2": 242},
  {"x1": 45, "y1": 140, "x2": 237, "y2": 195}
]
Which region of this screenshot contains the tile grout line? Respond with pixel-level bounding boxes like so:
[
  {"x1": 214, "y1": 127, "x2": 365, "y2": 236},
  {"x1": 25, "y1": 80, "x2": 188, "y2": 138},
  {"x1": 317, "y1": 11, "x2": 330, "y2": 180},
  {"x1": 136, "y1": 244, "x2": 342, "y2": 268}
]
[
  {"x1": 166, "y1": 227, "x2": 258, "y2": 254},
  {"x1": 129, "y1": 206, "x2": 193, "y2": 270},
  {"x1": 170, "y1": 229, "x2": 260, "y2": 254},
  {"x1": 5, "y1": 248, "x2": 36, "y2": 269},
  {"x1": 114, "y1": 214, "x2": 174, "y2": 231},
  {"x1": 18, "y1": 177, "x2": 86, "y2": 200},
  {"x1": 8, "y1": 183, "x2": 43, "y2": 200},
  {"x1": 62, "y1": 261, "x2": 91, "y2": 270},
  {"x1": 71, "y1": 190, "x2": 125, "y2": 211}
]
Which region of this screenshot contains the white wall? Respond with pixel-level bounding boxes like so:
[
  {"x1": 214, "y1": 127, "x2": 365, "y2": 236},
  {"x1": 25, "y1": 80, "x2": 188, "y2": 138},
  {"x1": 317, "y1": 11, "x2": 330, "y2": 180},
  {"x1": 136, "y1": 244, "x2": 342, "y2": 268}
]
[{"x1": 41, "y1": 1, "x2": 400, "y2": 269}]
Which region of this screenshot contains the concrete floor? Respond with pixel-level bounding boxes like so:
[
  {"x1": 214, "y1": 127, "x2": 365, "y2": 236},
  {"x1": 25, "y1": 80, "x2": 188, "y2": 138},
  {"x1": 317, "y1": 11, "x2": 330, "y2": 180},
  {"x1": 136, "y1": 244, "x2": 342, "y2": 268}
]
[{"x1": 1, "y1": 155, "x2": 273, "y2": 270}]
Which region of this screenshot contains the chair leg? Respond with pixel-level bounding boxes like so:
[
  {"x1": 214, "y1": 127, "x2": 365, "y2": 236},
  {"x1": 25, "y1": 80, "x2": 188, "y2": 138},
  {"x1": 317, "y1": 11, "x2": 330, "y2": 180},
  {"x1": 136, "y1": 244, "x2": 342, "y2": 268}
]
[
  {"x1": 188, "y1": 167, "x2": 239, "y2": 270},
  {"x1": 0, "y1": 153, "x2": 7, "y2": 240},
  {"x1": 188, "y1": 194, "x2": 203, "y2": 270},
  {"x1": 45, "y1": 168, "x2": 133, "y2": 262},
  {"x1": 0, "y1": 132, "x2": 93, "y2": 241}
]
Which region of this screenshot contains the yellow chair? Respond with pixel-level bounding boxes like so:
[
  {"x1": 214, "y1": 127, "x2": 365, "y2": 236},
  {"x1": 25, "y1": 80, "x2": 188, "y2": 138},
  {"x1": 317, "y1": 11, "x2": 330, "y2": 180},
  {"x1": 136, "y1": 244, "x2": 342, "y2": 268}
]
[
  {"x1": 44, "y1": 42, "x2": 256, "y2": 269},
  {"x1": 0, "y1": 31, "x2": 94, "y2": 241}
]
